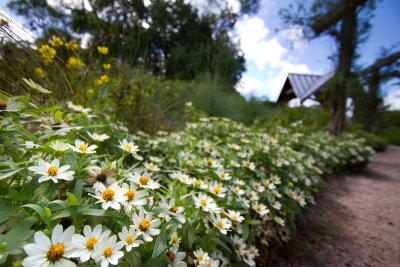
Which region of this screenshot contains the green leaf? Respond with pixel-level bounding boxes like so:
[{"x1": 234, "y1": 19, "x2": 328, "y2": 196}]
[
  {"x1": 66, "y1": 192, "x2": 79, "y2": 206},
  {"x1": 0, "y1": 167, "x2": 24, "y2": 180},
  {"x1": 151, "y1": 235, "x2": 168, "y2": 259},
  {"x1": 126, "y1": 250, "x2": 143, "y2": 267},
  {"x1": 73, "y1": 179, "x2": 84, "y2": 202},
  {"x1": 0, "y1": 217, "x2": 35, "y2": 251},
  {"x1": 23, "y1": 204, "x2": 47, "y2": 221}
]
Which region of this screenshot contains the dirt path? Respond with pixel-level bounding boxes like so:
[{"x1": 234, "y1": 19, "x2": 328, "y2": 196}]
[{"x1": 272, "y1": 145, "x2": 400, "y2": 267}]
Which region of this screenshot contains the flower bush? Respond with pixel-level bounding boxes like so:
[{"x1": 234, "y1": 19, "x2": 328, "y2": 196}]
[{"x1": 0, "y1": 89, "x2": 375, "y2": 266}]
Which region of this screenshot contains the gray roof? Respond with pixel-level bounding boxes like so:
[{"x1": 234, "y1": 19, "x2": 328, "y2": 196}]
[{"x1": 279, "y1": 72, "x2": 335, "y2": 102}]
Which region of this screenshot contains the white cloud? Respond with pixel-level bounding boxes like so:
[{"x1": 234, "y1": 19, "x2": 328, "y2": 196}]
[
  {"x1": 384, "y1": 89, "x2": 400, "y2": 110},
  {"x1": 236, "y1": 76, "x2": 265, "y2": 97},
  {"x1": 47, "y1": 0, "x2": 92, "y2": 13},
  {"x1": 235, "y1": 15, "x2": 287, "y2": 70}
]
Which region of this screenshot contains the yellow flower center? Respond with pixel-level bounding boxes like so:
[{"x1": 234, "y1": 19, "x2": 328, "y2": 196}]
[
  {"x1": 46, "y1": 243, "x2": 64, "y2": 263},
  {"x1": 265, "y1": 182, "x2": 270, "y2": 186},
  {"x1": 289, "y1": 192, "x2": 294, "y2": 196},
  {"x1": 148, "y1": 165, "x2": 154, "y2": 170},
  {"x1": 76, "y1": 105, "x2": 84, "y2": 109},
  {"x1": 255, "y1": 184, "x2": 259, "y2": 189},
  {"x1": 167, "y1": 251, "x2": 175, "y2": 262},
  {"x1": 213, "y1": 187, "x2": 220, "y2": 193},
  {"x1": 207, "y1": 264, "x2": 212, "y2": 267},
  {"x1": 96, "y1": 134, "x2": 101, "y2": 139},
  {"x1": 235, "y1": 188, "x2": 239, "y2": 193},
  {"x1": 47, "y1": 166, "x2": 58, "y2": 176},
  {"x1": 249, "y1": 192, "x2": 254, "y2": 197},
  {"x1": 217, "y1": 221, "x2": 223, "y2": 228},
  {"x1": 273, "y1": 177, "x2": 277, "y2": 181},
  {"x1": 236, "y1": 243, "x2": 241, "y2": 249},
  {"x1": 251, "y1": 249, "x2": 256, "y2": 254},
  {"x1": 246, "y1": 161, "x2": 251, "y2": 166},
  {"x1": 195, "y1": 180, "x2": 201, "y2": 186},
  {"x1": 256, "y1": 205, "x2": 261, "y2": 211},
  {"x1": 170, "y1": 206, "x2": 179, "y2": 213},
  {"x1": 124, "y1": 190, "x2": 135, "y2": 201},
  {"x1": 261, "y1": 143, "x2": 265, "y2": 147},
  {"x1": 86, "y1": 237, "x2": 97, "y2": 250},
  {"x1": 232, "y1": 214, "x2": 237, "y2": 220},
  {"x1": 208, "y1": 147, "x2": 213, "y2": 152},
  {"x1": 244, "y1": 252, "x2": 249, "y2": 259},
  {"x1": 126, "y1": 235, "x2": 133, "y2": 245},
  {"x1": 220, "y1": 173, "x2": 225, "y2": 178},
  {"x1": 139, "y1": 219, "x2": 151, "y2": 232},
  {"x1": 297, "y1": 197, "x2": 301, "y2": 202},
  {"x1": 125, "y1": 144, "x2": 131, "y2": 151},
  {"x1": 140, "y1": 176, "x2": 149, "y2": 185},
  {"x1": 220, "y1": 211, "x2": 226, "y2": 218},
  {"x1": 274, "y1": 160, "x2": 278, "y2": 165},
  {"x1": 103, "y1": 247, "x2": 112, "y2": 258},
  {"x1": 272, "y1": 200, "x2": 276, "y2": 205},
  {"x1": 0, "y1": 100, "x2": 8, "y2": 110},
  {"x1": 102, "y1": 189, "x2": 115, "y2": 201},
  {"x1": 199, "y1": 256, "x2": 204, "y2": 261},
  {"x1": 201, "y1": 199, "x2": 207, "y2": 206},
  {"x1": 207, "y1": 159, "x2": 213, "y2": 166},
  {"x1": 79, "y1": 144, "x2": 87, "y2": 152}
]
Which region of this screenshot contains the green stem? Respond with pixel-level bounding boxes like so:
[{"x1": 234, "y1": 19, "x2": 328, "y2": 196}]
[{"x1": 38, "y1": 180, "x2": 51, "y2": 201}]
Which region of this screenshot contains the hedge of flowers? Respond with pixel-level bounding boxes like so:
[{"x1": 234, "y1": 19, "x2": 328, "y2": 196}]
[{"x1": 0, "y1": 88, "x2": 375, "y2": 267}]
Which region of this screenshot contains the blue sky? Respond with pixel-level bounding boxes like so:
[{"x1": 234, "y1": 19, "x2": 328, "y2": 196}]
[
  {"x1": 233, "y1": 0, "x2": 400, "y2": 109},
  {"x1": 1, "y1": 0, "x2": 399, "y2": 108}
]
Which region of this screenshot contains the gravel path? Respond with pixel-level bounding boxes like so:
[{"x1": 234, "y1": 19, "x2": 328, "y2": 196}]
[{"x1": 272, "y1": 145, "x2": 400, "y2": 267}]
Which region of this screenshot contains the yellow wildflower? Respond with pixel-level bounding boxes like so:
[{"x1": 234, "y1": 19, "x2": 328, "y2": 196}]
[
  {"x1": 35, "y1": 67, "x2": 45, "y2": 78},
  {"x1": 87, "y1": 88, "x2": 94, "y2": 95},
  {"x1": 65, "y1": 41, "x2": 78, "y2": 50},
  {"x1": 100, "y1": 74, "x2": 109, "y2": 83},
  {"x1": 103, "y1": 63, "x2": 111, "y2": 70},
  {"x1": 94, "y1": 79, "x2": 103, "y2": 86},
  {"x1": 66, "y1": 57, "x2": 85, "y2": 69},
  {"x1": 97, "y1": 46, "x2": 108, "y2": 55},
  {"x1": 38, "y1": 44, "x2": 56, "y2": 65},
  {"x1": 50, "y1": 37, "x2": 63, "y2": 48}
]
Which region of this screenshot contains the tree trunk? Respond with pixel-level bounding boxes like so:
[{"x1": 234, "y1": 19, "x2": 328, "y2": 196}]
[{"x1": 329, "y1": 8, "x2": 357, "y2": 136}]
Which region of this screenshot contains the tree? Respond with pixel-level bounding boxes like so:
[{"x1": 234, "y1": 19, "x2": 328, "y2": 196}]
[{"x1": 280, "y1": 0, "x2": 375, "y2": 136}]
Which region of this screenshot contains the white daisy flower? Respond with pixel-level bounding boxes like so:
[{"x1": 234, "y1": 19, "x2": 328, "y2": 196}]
[
  {"x1": 0, "y1": 98, "x2": 22, "y2": 112},
  {"x1": 149, "y1": 156, "x2": 163, "y2": 163},
  {"x1": 49, "y1": 141, "x2": 70, "y2": 152},
  {"x1": 227, "y1": 210, "x2": 244, "y2": 222},
  {"x1": 170, "y1": 171, "x2": 192, "y2": 184},
  {"x1": 271, "y1": 175, "x2": 281, "y2": 184},
  {"x1": 166, "y1": 245, "x2": 186, "y2": 266},
  {"x1": 158, "y1": 198, "x2": 186, "y2": 224},
  {"x1": 88, "y1": 132, "x2": 110, "y2": 142},
  {"x1": 121, "y1": 183, "x2": 148, "y2": 212},
  {"x1": 230, "y1": 160, "x2": 241, "y2": 168},
  {"x1": 247, "y1": 191, "x2": 259, "y2": 201},
  {"x1": 252, "y1": 182, "x2": 265, "y2": 193},
  {"x1": 199, "y1": 259, "x2": 220, "y2": 267},
  {"x1": 92, "y1": 183, "x2": 128, "y2": 211},
  {"x1": 232, "y1": 235, "x2": 247, "y2": 251},
  {"x1": 92, "y1": 235, "x2": 124, "y2": 267},
  {"x1": 240, "y1": 249, "x2": 256, "y2": 266},
  {"x1": 23, "y1": 78, "x2": 52, "y2": 94},
  {"x1": 131, "y1": 208, "x2": 161, "y2": 242},
  {"x1": 243, "y1": 160, "x2": 256, "y2": 171},
  {"x1": 211, "y1": 214, "x2": 231, "y2": 235},
  {"x1": 118, "y1": 139, "x2": 139, "y2": 154},
  {"x1": 204, "y1": 158, "x2": 222, "y2": 169},
  {"x1": 118, "y1": 226, "x2": 143, "y2": 252},
  {"x1": 275, "y1": 217, "x2": 285, "y2": 226},
  {"x1": 69, "y1": 140, "x2": 97, "y2": 154},
  {"x1": 271, "y1": 199, "x2": 282, "y2": 210},
  {"x1": 192, "y1": 193, "x2": 221, "y2": 213},
  {"x1": 67, "y1": 101, "x2": 92, "y2": 114},
  {"x1": 263, "y1": 180, "x2": 276, "y2": 190},
  {"x1": 232, "y1": 186, "x2": 245, "y2": 196},
  {"x1": 253, "y1": 203, "x2": 270, "y2": 216},
  {"x1": 193, "y1": 248, "x2": 210, "y2": 264},
  {"x1": 128, "y1": 172, "x2": 160, "y2": 190},
  {"x1": 209, "y1": 182, "x2": 227, "y2": 198},
  {"x1": 169, "y1": 232, "x2": 181, "y2": 247},
  {"x1": 215, "y1": 169, "x2": 232, "y2": 181},
  {"x1": 143, "y1": 162, "x2": 160, "y2": 172},
  {"x1": 28, "y1": 158, "x2": 75, "y2": 183},
  {"x1": 192, "y1": 178, "x2": 209, "y2": 189},
  {"x1": 70, "y1": 224, "x2": 111, "y2": 262},
  {"x1": 22, "y1": 225, "x2": 76, "y2": 267}
]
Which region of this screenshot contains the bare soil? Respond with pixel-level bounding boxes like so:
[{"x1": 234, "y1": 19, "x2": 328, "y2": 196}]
[{"x1": 269, "y1": 145, "x2": 400, "y2": 267}]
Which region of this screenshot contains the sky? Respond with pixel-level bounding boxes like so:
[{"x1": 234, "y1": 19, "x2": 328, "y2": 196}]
[
  {"x1": 1, "y1": 0, "x2": 399, "y2": 109},
  {"x1": 232, "y1": 0, "x2": 400, "y2": 109}
]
